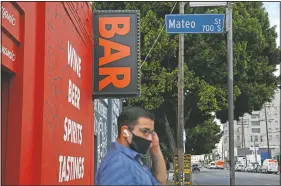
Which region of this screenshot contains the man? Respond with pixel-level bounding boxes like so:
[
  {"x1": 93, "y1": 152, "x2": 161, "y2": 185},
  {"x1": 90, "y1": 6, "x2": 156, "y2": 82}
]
[{"x1": 95, "y1": 107, "x2": 167, "y2": 185}]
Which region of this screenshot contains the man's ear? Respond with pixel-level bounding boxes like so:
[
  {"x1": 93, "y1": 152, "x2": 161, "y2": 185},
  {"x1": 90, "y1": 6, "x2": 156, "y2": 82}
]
[
  {"x1": 121, "y1": 126, "x2": 129, "y2": 137},
  {"x1": 124, "y1": 130, "x2": 129, "y2": 137}
]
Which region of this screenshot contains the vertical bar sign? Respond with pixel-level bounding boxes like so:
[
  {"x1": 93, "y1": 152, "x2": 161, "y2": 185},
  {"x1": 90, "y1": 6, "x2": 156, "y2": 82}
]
[{"x1": 92, "y1": 10, "x2": 141, "y2": 98}]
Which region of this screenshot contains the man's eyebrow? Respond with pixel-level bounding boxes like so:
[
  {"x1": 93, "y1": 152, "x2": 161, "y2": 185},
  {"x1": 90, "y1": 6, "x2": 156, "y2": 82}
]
[
  {"x1": 141, "y1": 127, "x2": 154, "y2": 132},
  {"x1": 141, "y1": 127, "x2": 150, "y2": 130}
]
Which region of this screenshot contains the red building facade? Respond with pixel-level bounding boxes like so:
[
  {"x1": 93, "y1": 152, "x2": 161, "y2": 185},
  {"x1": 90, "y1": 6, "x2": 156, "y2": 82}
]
[{"x1": 1, "y1": 2, "x2": 94, "y2": 185}]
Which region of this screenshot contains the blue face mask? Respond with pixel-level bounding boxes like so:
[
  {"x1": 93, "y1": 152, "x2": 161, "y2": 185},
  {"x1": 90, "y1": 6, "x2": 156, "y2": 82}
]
[{"x1": 127, "y1": 129, "x2": 152, "y2": 155}]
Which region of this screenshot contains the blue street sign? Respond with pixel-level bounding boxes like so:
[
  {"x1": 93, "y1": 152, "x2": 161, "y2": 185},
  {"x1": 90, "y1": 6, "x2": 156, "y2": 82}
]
[{"x1": 165, "y1": 14, "x2": 225, "y2": 34}]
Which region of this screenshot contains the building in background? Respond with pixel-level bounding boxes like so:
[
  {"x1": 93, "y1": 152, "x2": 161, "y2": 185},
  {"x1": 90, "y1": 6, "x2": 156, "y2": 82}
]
[
  {"x1": 222, "y1": 89, "x2": 280, "y2": 162},
  {"x1": 213, "y1": 139, "x2": 223, "y2": 160},
  {"x1": 191, "y1": 155, "x2": 205, "y2": 164}
]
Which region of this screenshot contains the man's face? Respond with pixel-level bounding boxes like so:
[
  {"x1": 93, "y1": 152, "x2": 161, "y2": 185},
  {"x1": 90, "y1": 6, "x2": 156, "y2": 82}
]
[{"x1": 128, "y1": 117, "x2": 155, "y2": 142}]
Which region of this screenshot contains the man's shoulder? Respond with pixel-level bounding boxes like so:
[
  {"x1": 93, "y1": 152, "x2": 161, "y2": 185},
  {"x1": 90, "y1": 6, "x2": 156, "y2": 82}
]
[
  {"x1": 99, "y1": 149, "x2": 132, "y2": 168},
  {"x1": 103, "y1": 149, "x2": 123, "y2": 162},
  {"x1": 96, "y1": 149, "x2": 135, "y2": 180},
  {"x1": 95, "y1": 150, "x2": 139, "y2": 185}
]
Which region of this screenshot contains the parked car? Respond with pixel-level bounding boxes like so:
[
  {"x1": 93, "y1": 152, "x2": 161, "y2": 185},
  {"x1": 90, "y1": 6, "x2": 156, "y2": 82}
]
[
  {"x1": 244, "y1": 165, "x2": 254, "y2": 172},
  {"x1": 253, "y1": 164, "x2": 262, "y2": 173},
  {"x1": 215, "y1": 160, "x2": 225, "y2": 170},
  {"x1": 260, "y1": 159, "x2": 278, "y2": 174},
  {"x1": 235, "y1": 164, "x2": 244, "y2": 172},
  {"x1": 209, "y1": 162, "x2": 216, "y2": 169},
  {"x1": 192, "y1": 164, "x2": 200, "y2": 172}
]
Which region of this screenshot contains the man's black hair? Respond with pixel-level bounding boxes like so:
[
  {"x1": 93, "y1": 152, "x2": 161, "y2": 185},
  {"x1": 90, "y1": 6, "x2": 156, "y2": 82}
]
[{"x1": 117, "y1": 107, "x2": 155, "y2": 137}]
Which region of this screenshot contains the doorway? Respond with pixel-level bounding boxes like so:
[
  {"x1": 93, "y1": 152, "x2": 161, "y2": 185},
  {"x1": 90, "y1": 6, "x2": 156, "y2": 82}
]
[{"x1": 1, "y1": 71, "x2": 11, "y2": 184}]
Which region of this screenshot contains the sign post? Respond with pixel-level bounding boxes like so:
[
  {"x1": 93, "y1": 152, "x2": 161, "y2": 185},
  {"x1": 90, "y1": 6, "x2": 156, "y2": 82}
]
[
  {"x1": 166, "y1": 3, "x2": 228, "y2": 185},
  {"x1": 226, "y1": 3, "x2": 235, "y2": 185},
  {"x1": 279, "y1": 4, "x2": 281, "y2": 186}
]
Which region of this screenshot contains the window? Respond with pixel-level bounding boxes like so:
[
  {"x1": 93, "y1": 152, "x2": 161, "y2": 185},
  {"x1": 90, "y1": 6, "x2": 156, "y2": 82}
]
[
  {"x1": 224, "y1": 123, "x2": 228, "y2": 128},
  {"x1": 251, "y1": 114, "x2": 259, "y2": 119},
  {"x1": 277, "y1": 135, "x2": 280, "y2": 141},
  {"x1": 250, "y1": 136, "x2": 253, "y2": 142},
  {"x1": 260, "y1": 135, "x2": 263, "y2": 142},
  {"x1": 269, "y1": 135, "x2": 272, "y2": 140},
  {"x1": 255, "y1": 135, "x2": 258, "y2": 142},
  {"x1": 276, "y1": 121, "x2": 278, "y2": 125},
  {"x1": 237, "y1": 136, "x2": 240, "y2": 141},
  {"x1": 224, "y1": 137, "x2": 228, "y2": 144},
  {"x1": 252, "y1": 128, "x2": 261, "y2": 133},
  {"x1": 251, "y1": 121, "x2": 260, "y2": 126}
]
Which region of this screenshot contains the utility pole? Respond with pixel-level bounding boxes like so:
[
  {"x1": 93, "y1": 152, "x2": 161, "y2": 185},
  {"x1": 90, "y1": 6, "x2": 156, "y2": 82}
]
[
  {"x1": 226, "y1": 2, "x2": 235, "y2": 186},
  {"x1": 254, "y1": 137, "x2": 257, "y2": 164},
  {"x1": 177, "y1": 2, "x2": 185, "y2": 186},
  {"x1": 279, "y1": 2, "x2": 281, "y2": 185},
  {"x1": 264, "y1": 105, "x2": 271, "y2": 159},
  {"x1": 241, "y1": 117, "x2": 245, "y2": 148},
  {"x1": 222, "y1": 142, "x2": 224, "y2": 161}
]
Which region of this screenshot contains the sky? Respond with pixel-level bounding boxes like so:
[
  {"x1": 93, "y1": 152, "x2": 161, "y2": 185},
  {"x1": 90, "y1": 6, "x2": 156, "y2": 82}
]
[{"x1": 263, "y1": 2, "x2": 280, "y2": 76}]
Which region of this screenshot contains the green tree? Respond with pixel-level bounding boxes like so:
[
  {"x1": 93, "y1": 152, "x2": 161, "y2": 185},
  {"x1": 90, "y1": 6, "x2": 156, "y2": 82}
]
[
  {"x1": 92, "y1": 2, "x2": 280, "y2": 158},
  {"x1": 186, "y1": 116, "x2": 223, "y2": 155}
]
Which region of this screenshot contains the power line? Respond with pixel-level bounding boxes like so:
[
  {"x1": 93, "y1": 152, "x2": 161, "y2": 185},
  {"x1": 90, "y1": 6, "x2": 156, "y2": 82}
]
[{"x1": 140, "y1": 2, "x2": 177, "y2": 70}]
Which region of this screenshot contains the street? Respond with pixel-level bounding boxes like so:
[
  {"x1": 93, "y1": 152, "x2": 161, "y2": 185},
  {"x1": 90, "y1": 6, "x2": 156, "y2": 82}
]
[{"x1": 192, "y1": 168, "x2": 280, "y2": 185}]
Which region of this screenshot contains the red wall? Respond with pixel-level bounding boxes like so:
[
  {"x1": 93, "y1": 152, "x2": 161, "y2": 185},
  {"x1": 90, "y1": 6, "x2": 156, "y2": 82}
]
[{"x1": 1, "y1": 2, "x2": 94, "y2": 185}]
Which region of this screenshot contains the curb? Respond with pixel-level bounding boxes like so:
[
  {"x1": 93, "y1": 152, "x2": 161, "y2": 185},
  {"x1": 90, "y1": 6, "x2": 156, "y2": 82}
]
[{"x1": 167, "y1": 181, "x2": 198, "y2": 186}]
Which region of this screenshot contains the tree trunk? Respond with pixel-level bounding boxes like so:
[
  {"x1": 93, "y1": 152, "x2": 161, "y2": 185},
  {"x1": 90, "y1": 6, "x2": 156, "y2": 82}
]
[
  {"x1": 184, "y1": 108, "x2": 192, "y2": 124},
  {"x1": 162, "y1": 108, "x2": 192, "y2": 161},
  {"x1": 163, "y1": 112, "x2": 176, "y2": 154}
]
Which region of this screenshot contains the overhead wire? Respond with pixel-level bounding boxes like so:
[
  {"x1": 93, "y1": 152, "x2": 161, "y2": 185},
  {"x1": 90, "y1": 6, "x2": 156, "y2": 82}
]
[{"x1": 140, "y1": 2, "x2": 178, "y2": 70}]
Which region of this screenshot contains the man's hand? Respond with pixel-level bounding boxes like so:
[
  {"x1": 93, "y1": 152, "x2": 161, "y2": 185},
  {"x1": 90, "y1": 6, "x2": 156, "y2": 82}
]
[
  {"x1": 149, "y1": 132, "x2": 161, "y2": 154},
  {"x1": 149, "y1": 132, "x2": 167, "y2": 185}
]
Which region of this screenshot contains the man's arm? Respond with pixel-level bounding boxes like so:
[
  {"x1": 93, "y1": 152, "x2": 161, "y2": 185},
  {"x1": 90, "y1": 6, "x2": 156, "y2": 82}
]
[
  {"x1": 150, "y1": 133, "x2": 167, "y2": 185},
  {"x1": 96, "y1": 154, "x2": 137, "y2": 185}
]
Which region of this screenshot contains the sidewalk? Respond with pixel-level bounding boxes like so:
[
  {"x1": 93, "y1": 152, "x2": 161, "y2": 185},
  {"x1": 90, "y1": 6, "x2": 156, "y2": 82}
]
[
  {"x1": 166, "y1": 171, "x2": 197, "y2": 185},
  {"x1": 167, "y1": 180, "x2": 197, "y2": 185}
]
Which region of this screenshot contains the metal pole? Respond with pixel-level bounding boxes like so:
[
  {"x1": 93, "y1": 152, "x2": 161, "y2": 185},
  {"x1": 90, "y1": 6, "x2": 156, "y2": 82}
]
[
  {"x1": 177, "y1": 2, "x2": 185, "y2": 185},
  {"x1": 227, "y1": 2, "x2": 235, "y2": 186},
  {"x1": 222, "y1": 141, "x2": 224, "y2": 161},
  {"x1": 242, "y1": 117, "x2": 245, "y2": 148},
  {"x1": 264, "y1": 105, "x2": 271, "y2": 159},
  {"x1": 279, "y1": 2, "x2": 281, "y2": 182},
  {"x1": 254, "y1": 138, "x2": 257, "y2": 164}
]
